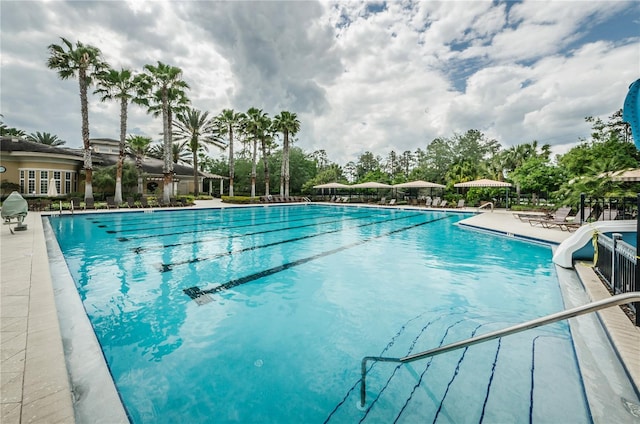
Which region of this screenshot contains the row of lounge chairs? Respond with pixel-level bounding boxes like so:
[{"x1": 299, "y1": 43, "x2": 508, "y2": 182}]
[
  {"x1": 515, "y1": 206, "x2": 619, "y2": 232},
  {"x1": 84, "y1": 196, "x2": 188, "y2": 210},
  {"x1": 260, "y1": 195, "x2": 310, "y2": 203}
]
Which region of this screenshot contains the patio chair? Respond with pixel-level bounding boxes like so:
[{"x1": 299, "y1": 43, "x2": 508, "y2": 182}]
[
  {"x1": 424, "y1": 197, "x2": 433, "y2": 207},
  {"x1": 456, "y1": 199, "x2": 465, "y2": 208},
  {"x1": 436, "y1": 199, "x2": 448, "y2": 207},
  {"x1": 139, "y1": 197, "x2": 151, "y2": 208},
  {"x1": 106, "y1": 197, "x2": 119, "y2": 209},
  {"x1": 1, "y1": 191, "x2": 28, "y2": 234},
  {"x1": 528, "y1": 207, "x2": 572, "y2": 228},
  {"x1": 388, "y1": 199, "x2": 396, "y2": 205},
  {"x1": 84, "y1": 198, "x2": 97, "y2": 210},
  {"x1": 126, "y1": 197, "x2": 138, "y2": 208}
]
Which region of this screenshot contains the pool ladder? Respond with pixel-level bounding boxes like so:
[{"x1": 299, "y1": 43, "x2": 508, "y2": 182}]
[{"x1": 360, "y1": 292, "x2": 640, "y2": 407}]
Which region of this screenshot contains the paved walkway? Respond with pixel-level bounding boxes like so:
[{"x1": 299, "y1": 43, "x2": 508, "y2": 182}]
[{"x1": 0, "y1": 202, "x2": 637, "y2": 423}]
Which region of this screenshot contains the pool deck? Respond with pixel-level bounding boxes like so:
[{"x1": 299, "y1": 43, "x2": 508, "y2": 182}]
[{"x1": 1, "y1": 201, "x2": 638, "y2": 423}]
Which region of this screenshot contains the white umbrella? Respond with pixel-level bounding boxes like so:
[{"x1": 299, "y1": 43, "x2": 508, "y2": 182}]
[
  {"x1": 454, "y1": 178, "x2": 512, "y2": 188},
  {"x1": 611, "y1": 168, "x2": 640, "y2": 182},
  {"x1": 350, "y1": 182, "x2": 392, "y2": 189},
  {"x1": 393, "y1": 180, "x2": 445, "y2": 189},
  {"x1": 47, "y1": 178, "x2": 58, "y2": 196},
  {"x1": 312, "y1": 182, "x2": 351, "y2": 189}
]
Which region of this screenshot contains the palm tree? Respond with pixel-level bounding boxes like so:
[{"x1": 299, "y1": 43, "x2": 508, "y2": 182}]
[
  {"x1": 259, "y1": 116, "x2": 274, "y2": 196},
  {"x1": 26, "y1": 132, "x2": 66, "y2": 146},
  {"x1": 126, "y1": 135, "x2": 152, "y2": 194},
  {"x1": 273, "y1": 111, "x2": 301, "y2": 196},
  {"x1": 137, "y1": 62, "x2": 190, "y2": 203},
  {"x1": 173, "y1": 108, "x2": 226, "y2": 196},
  {"x1": 244, "y1": 108, "x2": 267, "y2": 198},
  {"x1": 95, "y1": 68, "x2": 140, "y2": 204},
  {"x1": 47, "y1": 37, "x2": 107, "y2": 201},
  {"x1": 215, "y1": 109, "x2": 245, "y2": 197}
]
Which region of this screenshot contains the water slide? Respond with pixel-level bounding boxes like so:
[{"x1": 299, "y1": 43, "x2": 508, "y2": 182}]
[{"x1": 552, "y1": 220, "x2": 637, "y2": 268}]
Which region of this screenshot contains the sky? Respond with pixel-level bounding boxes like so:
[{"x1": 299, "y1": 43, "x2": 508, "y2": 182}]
[{"x1": 1, "y1": 0, "x2": 639, "y2": 166}]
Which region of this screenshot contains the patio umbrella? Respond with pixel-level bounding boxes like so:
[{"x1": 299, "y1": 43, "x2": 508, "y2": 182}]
[
  {"x1": 312, "y1": 182, "x2": 351, "y2": 189},
  {"x1": 454, "y1": 178, "x2": 512, "y2": 208},
  {"x1": 453, "y1": 178, "x2": 512, "y2": 188},
  {"x1": 350, "y1": 182, "x2": 392, "y2": 202},
  {"x1": 47, "y1": 178, "x2": 58, "y2": 197},
  {"x1": 350, "y1": 182, "x2": 392, "y2": 189},
  {"x1": 611, "y1": 168, "x2": 640, "y2": 182},
  {"x1": 392, "y1": 180, "x2": 445, "y2": 189}
]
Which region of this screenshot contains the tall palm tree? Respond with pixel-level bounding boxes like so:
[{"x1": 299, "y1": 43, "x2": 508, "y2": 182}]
[
  {"x1": 273, "y1": 111, "x2": 300, "y2": 196},
  {"x1": 244, "y1": 108, "x2": 267, "y2": 198},
  {"x1": 173, "y1": 108, "x2": 225, "y2": 196},
  {"x1": 215, "y1": 109, "x2": 245, "y2": 197},
  {"x1": 126, "y1": 135, "x2": 152, "y2": 194},
  {"x1": 26, "y1": 131, "x2": 66, "y2": 146},
  {"x1": 137, "y1": 62, "x2": 190, "y2": 203},
  {"x1": 259, "y1": 115, "x2": 274, "y2": 195},
  {"x1": 95, "y1": 67, "x2": 140, "y2": 204},
  {"x1": 47, "y1": 37, "x2": 107, "y2": 201}
]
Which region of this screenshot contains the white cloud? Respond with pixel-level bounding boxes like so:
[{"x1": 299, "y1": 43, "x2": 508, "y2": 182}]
[{"x1": 0, "y1": 0, "x2": 638, "y2": 167}]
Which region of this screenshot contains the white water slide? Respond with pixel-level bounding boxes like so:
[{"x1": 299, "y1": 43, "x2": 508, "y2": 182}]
[{"x1": 552, "y1": 220, "x2": 637, "y2": 268}]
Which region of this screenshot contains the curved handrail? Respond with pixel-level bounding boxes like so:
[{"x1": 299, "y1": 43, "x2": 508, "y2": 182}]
[{"x1": 360, "y1": 292, "x2": 640, "y2": 407}]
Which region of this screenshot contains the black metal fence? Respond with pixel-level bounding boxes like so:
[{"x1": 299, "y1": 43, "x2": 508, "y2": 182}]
[{"x1": 591, "y1": 193, "x2": 640, "y2": 326}]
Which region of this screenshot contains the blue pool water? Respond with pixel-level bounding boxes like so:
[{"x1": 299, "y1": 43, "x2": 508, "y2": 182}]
[{"x1": 48, "y1": 205, "x2": 590, "y2": 423}]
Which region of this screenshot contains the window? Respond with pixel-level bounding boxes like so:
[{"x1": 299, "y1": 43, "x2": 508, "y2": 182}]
[
  {"x1": 28, "y1": 170, "x2": 35, "y2": 194},
  {"x1": 65, "y1": 172, "x2": 72, "y2": 194},
  {"x1": 40, "y1": 171, "x2": 48, "y2": 194},
  {"x1": 20, "y1": 170, "x2": 25, "y2": 193},
  {"x1": 53, "y1": 171, "x2": 61, "y2": 193}
]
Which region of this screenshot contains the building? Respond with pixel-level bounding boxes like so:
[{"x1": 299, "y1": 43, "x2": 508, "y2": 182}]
[{"x1": 0, "y1": 137, "x2": 226, "y2": 197}]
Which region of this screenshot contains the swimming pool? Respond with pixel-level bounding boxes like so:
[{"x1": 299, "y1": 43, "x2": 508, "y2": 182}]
[{"x1": 48, "y1": 205, "x2": 591, "y2": 423}]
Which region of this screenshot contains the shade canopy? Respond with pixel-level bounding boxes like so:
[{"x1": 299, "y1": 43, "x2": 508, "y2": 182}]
[
  {"x1": 454, "y1": 178, "x2": 512, "y2": 188},
  {"x1": 350, "y1": 182, "x2": 392, "y2": 189},
  {"x1": 611, "y1": 168, "x2": 640, "y2": 182},
  {"x1": 313, "y1": 182, "x2": 351, "y2": 189},
  {"x1": 623, "y1": 78, "x2": 640, "y2": 149},
  {"x1": 393, "y1": 180, "x2": 445, "y2": 189}
]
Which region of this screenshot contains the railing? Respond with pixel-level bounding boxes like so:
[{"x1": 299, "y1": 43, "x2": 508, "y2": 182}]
[
  {"x1": 359, "y1": 292, "x2": 640, "y2": 407},
  {"x1": 595, "y1": 233, "x2": 638, "y2": 318}
]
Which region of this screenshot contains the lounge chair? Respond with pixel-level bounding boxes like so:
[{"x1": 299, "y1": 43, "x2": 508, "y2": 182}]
[
  {"x1": 456, "y1": 199, "x2": 465, "y2": 208},
  {"x1": 139, "y1": 197, "x2": 151, "y2": 208},
  {"x1": 378, "y1": 197, "x2": 386, "y2": 205},
  {"x1": 126, "y1": 197, "x2": 138, "y2": 208},
  {"x1": 84, "y1": 198, "x2": 96, "y2": 210},
  {"x1": 424, "y1": 197, "x2": 433, "y2": 207},
  {"x1": 1, "y1": 191, "x2": 28, "y2": 234},
  {"x1": 388, "y1": 199, "x2": 396, "y2": 205},
  {"x1": 436, "y1": 199, "x2": 448, "y2": 207},
  {"x1": 432, "y1": 197, "x2": 441, "y2": 207},
  {"x1": 528, "y1": 207, "x2": 572, "y2": 228},
  {"x1": 106, "y1": 197, "x2": 119, "y2": 209}
]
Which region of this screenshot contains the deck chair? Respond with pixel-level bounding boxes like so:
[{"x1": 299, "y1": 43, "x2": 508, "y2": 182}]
[
  {"x1": 424, "y1": 197, "x2": 433, "y2": 207},
  {"x1": 528, "y1": 207, "x2": 572, "y2": 228},
  {"x1": 388, "y1": 199, "x2": 396, "y2": 205},
  {"x1": 139, "y1": 197, "x2": 151, "y2": 208},
  {"x1": 437, "y1": 199, "x2": 448, "y2": 207},
  {"x1": 599, "y1": 209, "x2": 618, "y2": 221},
  {"x1": 84, "y1": 198, "x2": 96, "y2": 210},
  {"x1": 126, "y1": 197, "x2": 138, "y2": 208},
  {"x1": 1, "y1": 191, "x2": 28, "y2": 234},
  {"x1": 106, "y1": 197, "x2": 119, "y2": 209},
  {"x1": 432, "y1": 197, "x2": 441, "y2": 207},
  {"x1": 456, "y1": 199, "x2": 465, "y2": 208}
]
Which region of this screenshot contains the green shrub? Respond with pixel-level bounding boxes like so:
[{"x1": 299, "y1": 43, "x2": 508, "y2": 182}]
[{"x1": 221, "y1": 196, "x2": 260, "y2": 204}]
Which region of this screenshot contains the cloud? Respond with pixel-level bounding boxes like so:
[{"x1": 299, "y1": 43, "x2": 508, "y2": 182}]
[{"x1": 0, "y1": 0, "x2": 638, "y2": 167}]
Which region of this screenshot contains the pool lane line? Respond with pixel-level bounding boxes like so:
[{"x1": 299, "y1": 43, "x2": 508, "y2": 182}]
[
  {"x1": 93, "y1": 206, "x2": 331, "y2": 229},
  {"x1": 323, "y1": 312, "x2": 430, "y2": 424},
  {"x1": 161, "y1": 212, "x2": 426, "y2": 271},
  {"x1": 106, "y1": 207, "x2": 346, "y2": 234},
  {"x1": 136, "y1": 211, "x2": 390, "y2": 254},
  {"x1": 431, "y1": 324, "x2": 483, "y2": 424},
  {"x1": 391, "y1": 317, "x2": 465, "y2": 424},
  {"x1": 183, "y1": 214, "x2": 453, "y2": 299},
  {"x1": 479, "y1": 338, "x2": 502, "y2": 424},
  {"x1": 117, "y1": 209, "x2": 380, "y2": 241}
]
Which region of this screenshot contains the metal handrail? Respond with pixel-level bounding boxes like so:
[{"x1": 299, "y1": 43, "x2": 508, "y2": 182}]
[{"x1": 360, "y1": 292, "x2": 640, "y2": 407}]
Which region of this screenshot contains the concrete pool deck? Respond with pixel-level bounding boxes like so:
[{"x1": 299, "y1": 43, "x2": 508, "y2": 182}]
[{"x1": 1, "y1": 201, "x2": 638, "y2": 423}]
